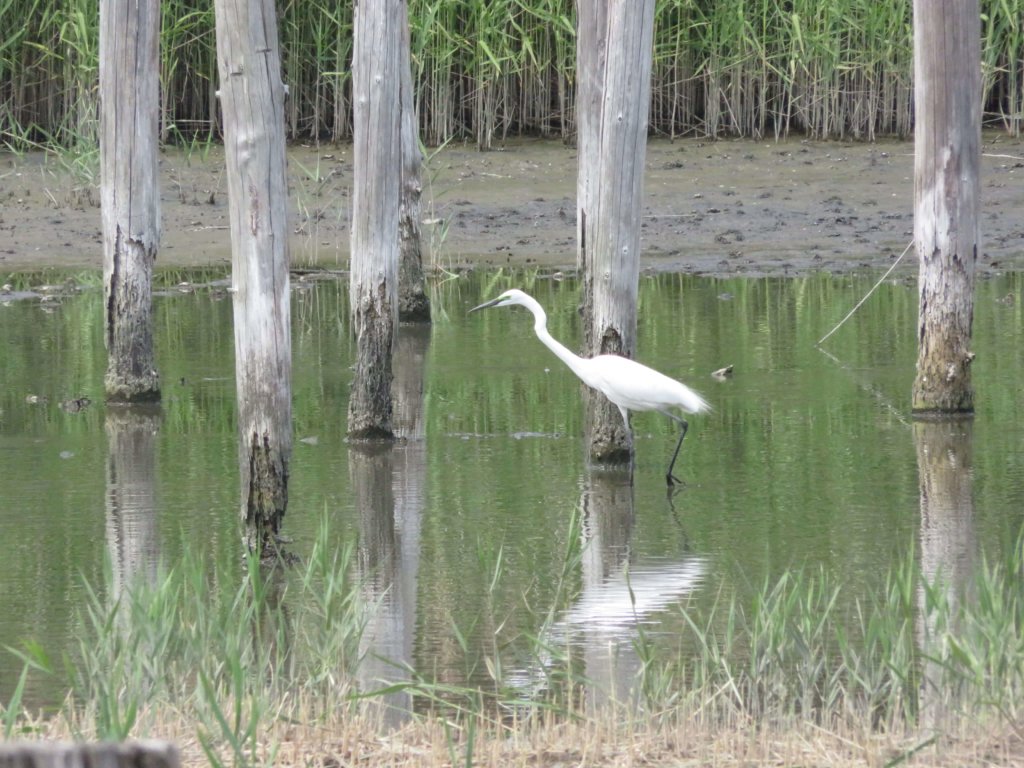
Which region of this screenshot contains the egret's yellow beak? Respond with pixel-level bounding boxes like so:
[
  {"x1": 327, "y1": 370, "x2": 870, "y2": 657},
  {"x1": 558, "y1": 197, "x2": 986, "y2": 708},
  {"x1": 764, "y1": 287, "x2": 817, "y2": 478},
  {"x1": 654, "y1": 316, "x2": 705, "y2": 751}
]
[{"x1": 468, "y1": 296, "x2": 503, "y2": 313}]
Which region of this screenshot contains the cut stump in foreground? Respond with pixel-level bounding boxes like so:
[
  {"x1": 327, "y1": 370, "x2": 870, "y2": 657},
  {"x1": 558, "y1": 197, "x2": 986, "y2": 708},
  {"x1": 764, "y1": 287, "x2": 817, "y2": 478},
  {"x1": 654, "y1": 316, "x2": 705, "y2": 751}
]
[{"x1": 0, "y1": 741, "x2": 179, "y2": 768}]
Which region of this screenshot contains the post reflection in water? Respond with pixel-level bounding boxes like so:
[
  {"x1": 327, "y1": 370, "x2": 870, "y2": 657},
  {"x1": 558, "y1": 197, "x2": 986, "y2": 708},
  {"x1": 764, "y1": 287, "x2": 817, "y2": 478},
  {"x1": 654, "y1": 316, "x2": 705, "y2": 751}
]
[
  {"x1": 575, "y1": 471, "x2": 705, "y2": 708},
  {"x1": 104, "y1": 406, "x2": 162, "y2": 600},
  {"x1": 913, "y1": 418, "x2": 975, "y2": 731},
  {"x1": 351, "y1": 325, "x2": 429, "y2": 722},
  {"x1": 507, "y1": 469, "x2": 705, "y2": 708},
  {"x1": 574, "y1": 468, "x2": 639, "y2": 709}
]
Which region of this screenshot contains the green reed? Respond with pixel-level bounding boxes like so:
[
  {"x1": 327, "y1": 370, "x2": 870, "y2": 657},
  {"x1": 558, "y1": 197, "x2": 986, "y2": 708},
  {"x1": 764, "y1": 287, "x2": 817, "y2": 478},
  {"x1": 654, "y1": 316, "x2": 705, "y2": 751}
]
[
  {"x1": 2, "y1": 513, "x2": 1023, "y2": 760},
  {"x1": 1, "y1": 0, "x2": 1021, "y2": 148},
  {"x1": 664, "y1": 537, "x2": 1024, "y2": 731},
  {"x1": 982, "y1": 0, "x2": 1024, "y2": 136},
  {"x1": 159, "y1": 1, "x2": 216, "y2": 143},
  {"x1": 20, "y1": 526, "x2": 366, "y2": 746}
]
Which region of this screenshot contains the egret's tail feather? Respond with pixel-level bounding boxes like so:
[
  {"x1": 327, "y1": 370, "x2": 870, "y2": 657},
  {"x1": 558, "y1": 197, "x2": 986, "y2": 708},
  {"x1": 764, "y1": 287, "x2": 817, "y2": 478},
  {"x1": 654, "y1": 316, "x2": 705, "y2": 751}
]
[{"x1": 681, "y1": 386, "x2": 711, "y2": 415}]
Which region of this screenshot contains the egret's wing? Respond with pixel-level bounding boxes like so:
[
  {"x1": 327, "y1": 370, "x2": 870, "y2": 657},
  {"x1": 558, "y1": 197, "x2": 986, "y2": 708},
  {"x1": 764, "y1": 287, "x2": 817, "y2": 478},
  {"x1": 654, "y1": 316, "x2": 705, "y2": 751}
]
[{"x1": 588, "y1": 355, "x2": 710, "y2": 414}]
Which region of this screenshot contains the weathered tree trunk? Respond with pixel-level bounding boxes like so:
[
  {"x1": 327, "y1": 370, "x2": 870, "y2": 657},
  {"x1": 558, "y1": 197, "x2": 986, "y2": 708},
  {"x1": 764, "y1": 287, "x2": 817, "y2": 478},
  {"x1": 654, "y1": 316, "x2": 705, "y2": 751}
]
[
  {"x1": 575, "y1": 0, "x2": 606, "y2": 284},
  {"x1": 397, "y1": 2, "x2": 430, "y2": 323},
  {"x1": 100, "y1": 0, "x2": 160, "y2": 404},
  {"x1": 911, "y1": 0, "x2": 981, "y2": 415},
  {"x1": 393, "y1": 324, "x2": 430, "y2": 440},
  {"x1": 214, "y1": 0, "x2": 292, "y2": 552},
  {"x1": 348, "y1": 0, "x2": 403, "y2": 439},
  {"x1": 0, "y1": 742, "x2": 178, "y2": 768},
  {"x1": 576, "y1": 0, "x2": 656, "y2": 464}
]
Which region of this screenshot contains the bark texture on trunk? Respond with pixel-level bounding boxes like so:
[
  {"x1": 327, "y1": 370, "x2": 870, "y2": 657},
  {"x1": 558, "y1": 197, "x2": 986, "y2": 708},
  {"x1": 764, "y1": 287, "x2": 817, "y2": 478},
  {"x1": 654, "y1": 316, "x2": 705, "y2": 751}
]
[
  {"x1": 214, "y1": 0, "x2": 293, "y2": 552},
  {"x1": 911, "y1": 0, "x2": 981, "y2": 415},
  {"x1": 348, "y1": 289, "x2": 397, "y2": 438},
  {"x1": 575, "y1": 0, "x2": 607, "y2": 335},
  {"x1": 398, "y1": 1, "x2": 430, "y2": 323},
  {"x1": 348, "y1": 0, "x2": 403, "y2": 439},
  {"x1": 576, "y1": 0, "x2": 656, "y2": 464},
  {"x1": 100, "y1": 0, "x2": 160, "y2": 404}
]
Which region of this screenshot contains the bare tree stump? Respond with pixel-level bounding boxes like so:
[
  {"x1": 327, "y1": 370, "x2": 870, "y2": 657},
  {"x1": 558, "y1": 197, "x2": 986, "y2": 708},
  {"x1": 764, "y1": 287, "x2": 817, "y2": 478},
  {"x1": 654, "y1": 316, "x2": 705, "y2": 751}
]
[
  {"x1": 576, "y1": 0, "x2": 656, "y2": 465},
  {"x1": 214, "y1": 0, "x2": 293, "y2": 552},
  {"x1": 100, "y1": 0, "x2": 161, "y2": 404},
  {"x1": 911, "y1": 0, "x2": 981, "y2": 415},
  {"x1": 0, "y1": 741, "x2": 179, "y2": 768},
  {"x1": 348, "y1": 0, "x2": 404, "y2": 439},
  {"x1": 575, "y1": 0, "x2": 607, "y2": 334},
  {"x1": 397, "y1": 1, "x2": 430, "y2": 324}
]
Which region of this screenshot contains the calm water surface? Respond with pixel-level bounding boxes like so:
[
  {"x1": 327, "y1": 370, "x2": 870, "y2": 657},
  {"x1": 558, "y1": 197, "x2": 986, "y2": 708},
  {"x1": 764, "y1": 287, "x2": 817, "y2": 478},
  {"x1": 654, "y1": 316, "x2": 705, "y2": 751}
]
[{"x1": 1, "y1": 270, "x2": 1022, "y2": 708}]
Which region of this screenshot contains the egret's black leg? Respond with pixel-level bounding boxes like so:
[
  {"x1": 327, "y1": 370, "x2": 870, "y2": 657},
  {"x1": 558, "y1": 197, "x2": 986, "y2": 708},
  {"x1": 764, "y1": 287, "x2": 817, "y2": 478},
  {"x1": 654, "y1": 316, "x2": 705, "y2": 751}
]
[{"x1": 664, "y1": 416, "x2": 689, "y2": 486}]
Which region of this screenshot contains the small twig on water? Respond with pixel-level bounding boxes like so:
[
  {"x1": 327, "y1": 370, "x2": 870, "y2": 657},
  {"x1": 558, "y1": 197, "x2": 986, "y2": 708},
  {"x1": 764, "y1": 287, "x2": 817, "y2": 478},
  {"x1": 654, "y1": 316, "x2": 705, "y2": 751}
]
[
  {"x1": 816, "y1": 240, "x2": 913, "y2": 346},
  {"x1": 815, "y1": 343, "x2": 910, "y2": 426},
  {"x1": 982, "y1": 152, "x2": 1024, "y2": 161}
]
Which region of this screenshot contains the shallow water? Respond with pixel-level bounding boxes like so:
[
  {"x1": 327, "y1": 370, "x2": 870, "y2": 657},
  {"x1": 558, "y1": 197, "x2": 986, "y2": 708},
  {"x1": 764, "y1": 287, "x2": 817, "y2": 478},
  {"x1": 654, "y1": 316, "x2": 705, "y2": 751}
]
[{"x1": 1, "y1": 269, "x2": 1022, "y2": 709}]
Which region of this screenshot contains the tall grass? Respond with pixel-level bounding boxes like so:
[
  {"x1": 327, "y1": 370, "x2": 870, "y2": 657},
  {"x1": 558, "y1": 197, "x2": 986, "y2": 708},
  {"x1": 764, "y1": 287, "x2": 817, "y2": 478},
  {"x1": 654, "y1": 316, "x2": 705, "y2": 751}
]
[
  {"x1": 28, "y1": 518, "x2": 367, "y2": 750},
  {"x1": 3, "y1": 519, "x2": 1023, "y2": 765},
  {"x1": 5, "y1": 0, "x2": 98, "y2": 149},
  {"x1": 159, "y1": 3, "x2": 216, "y2": 143},
  {"x1": 982, "y1": 0, "x2": 1024, "y2": 136},
  {"x1": 1, "y1": 0, "x2": 1021, "y2": 149}
]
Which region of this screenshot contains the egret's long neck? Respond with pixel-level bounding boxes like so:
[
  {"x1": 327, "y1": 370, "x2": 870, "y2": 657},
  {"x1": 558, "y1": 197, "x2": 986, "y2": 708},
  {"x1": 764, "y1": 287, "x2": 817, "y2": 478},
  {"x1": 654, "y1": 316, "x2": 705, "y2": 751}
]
[{"x1": 523, "y1": 297, "x2": 589, "y2": 379}]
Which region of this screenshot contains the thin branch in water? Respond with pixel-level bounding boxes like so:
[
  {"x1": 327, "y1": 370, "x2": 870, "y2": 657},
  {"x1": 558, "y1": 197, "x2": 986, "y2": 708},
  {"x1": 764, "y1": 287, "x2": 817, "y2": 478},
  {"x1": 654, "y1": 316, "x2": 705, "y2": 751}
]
[
  {"x1": 815, "y1": 343, "x2": 911, "y2": 427},
  {"x1": 816, "y1": 240, "x2": 913, "y2": 346}
]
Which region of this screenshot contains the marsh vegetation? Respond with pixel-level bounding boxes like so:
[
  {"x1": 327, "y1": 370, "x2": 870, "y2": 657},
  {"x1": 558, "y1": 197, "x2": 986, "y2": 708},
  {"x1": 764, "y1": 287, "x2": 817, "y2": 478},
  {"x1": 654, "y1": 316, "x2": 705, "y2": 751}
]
[
  {"x1": 1, "y1": 270, "x2": 1022, "y2": 765},
  {"x1": 2, "y1": 0, "x2": 1022, "y2": 149}
]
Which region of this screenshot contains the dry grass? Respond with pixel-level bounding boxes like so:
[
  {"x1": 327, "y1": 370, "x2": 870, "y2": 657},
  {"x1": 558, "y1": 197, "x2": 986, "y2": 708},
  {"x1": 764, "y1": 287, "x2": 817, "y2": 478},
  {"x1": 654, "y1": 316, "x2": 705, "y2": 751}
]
[{"x1": 18, "y1": 697, "x2": 1024, "y2": 767}]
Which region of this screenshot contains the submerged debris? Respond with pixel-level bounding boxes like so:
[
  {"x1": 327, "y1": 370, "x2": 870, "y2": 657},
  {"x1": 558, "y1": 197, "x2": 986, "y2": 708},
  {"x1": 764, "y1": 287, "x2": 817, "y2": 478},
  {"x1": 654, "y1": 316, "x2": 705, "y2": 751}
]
[
  {"x1": 712, "y1": 365, "x2": 734, "y2": 380},
  {"x1": 59, "y1": 396, "x2": 92, "y2": 413}
]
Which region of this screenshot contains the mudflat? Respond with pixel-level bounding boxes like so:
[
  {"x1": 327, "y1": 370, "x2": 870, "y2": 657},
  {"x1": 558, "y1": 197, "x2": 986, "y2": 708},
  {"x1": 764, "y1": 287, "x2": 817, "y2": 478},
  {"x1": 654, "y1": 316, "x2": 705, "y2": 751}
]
[{"x1": 1, "y1": 133, "x2": 1022, "y2": 276}]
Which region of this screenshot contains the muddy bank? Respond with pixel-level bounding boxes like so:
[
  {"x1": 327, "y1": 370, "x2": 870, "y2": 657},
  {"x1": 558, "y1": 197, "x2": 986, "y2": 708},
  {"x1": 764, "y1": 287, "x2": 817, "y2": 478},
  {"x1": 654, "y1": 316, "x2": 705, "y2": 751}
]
[{"x1": 1, "y1": 134, "x2": 1022, "y2": 277}]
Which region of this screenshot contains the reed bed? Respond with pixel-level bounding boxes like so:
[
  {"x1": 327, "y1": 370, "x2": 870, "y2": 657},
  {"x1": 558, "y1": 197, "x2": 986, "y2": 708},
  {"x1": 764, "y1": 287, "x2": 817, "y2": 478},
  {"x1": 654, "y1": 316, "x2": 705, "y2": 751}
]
[
  {"x1": 3, "y1": 516, "x2": 1024, "y2": 767},
  {"x1": 1, "y1": 0, "x2": 1021, "y2": 151}
]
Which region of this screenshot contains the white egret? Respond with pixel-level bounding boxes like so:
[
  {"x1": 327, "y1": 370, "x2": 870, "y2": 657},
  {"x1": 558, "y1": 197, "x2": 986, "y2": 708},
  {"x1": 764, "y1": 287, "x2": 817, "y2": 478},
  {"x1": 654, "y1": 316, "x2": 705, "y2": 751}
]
[{"x1": 470, "y1": 289, "x2": 710, "y2": 485}]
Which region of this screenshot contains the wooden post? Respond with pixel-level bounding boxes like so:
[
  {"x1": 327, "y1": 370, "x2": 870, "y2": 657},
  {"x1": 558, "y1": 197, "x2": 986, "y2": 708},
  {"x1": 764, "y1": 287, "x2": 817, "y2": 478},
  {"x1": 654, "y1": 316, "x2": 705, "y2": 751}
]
[
  {"x1": 214, "y1": 0, "x2": 293, "y2": 552},
  {"x1": 348, "y1": 0, "x2": 403, "y2": 439},
  {"x1": 0, "y1": 741, "x2": 178, "y2": 768},
  {"x1": 100, "y1": 0, "x2": 160, "y2": 404},
  {"x1": 398, "y1": 1, "x2": 430, "y2": 323},
  {"x1": 576, "y1": 0, "x2": 656, "y2": 464},
  {"x1": 575, "y1": 0, "x2": 606, "y2": 306},
  {"x1": 911, "y1": 0, "x2": 981, "y2": 415}
]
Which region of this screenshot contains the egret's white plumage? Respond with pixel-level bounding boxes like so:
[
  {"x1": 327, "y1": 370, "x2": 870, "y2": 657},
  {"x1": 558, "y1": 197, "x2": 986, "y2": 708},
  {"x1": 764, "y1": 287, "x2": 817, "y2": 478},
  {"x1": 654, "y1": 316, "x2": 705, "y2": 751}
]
[{"x1": 470, "y1": 288, "x2": 710, "y2": 485}]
